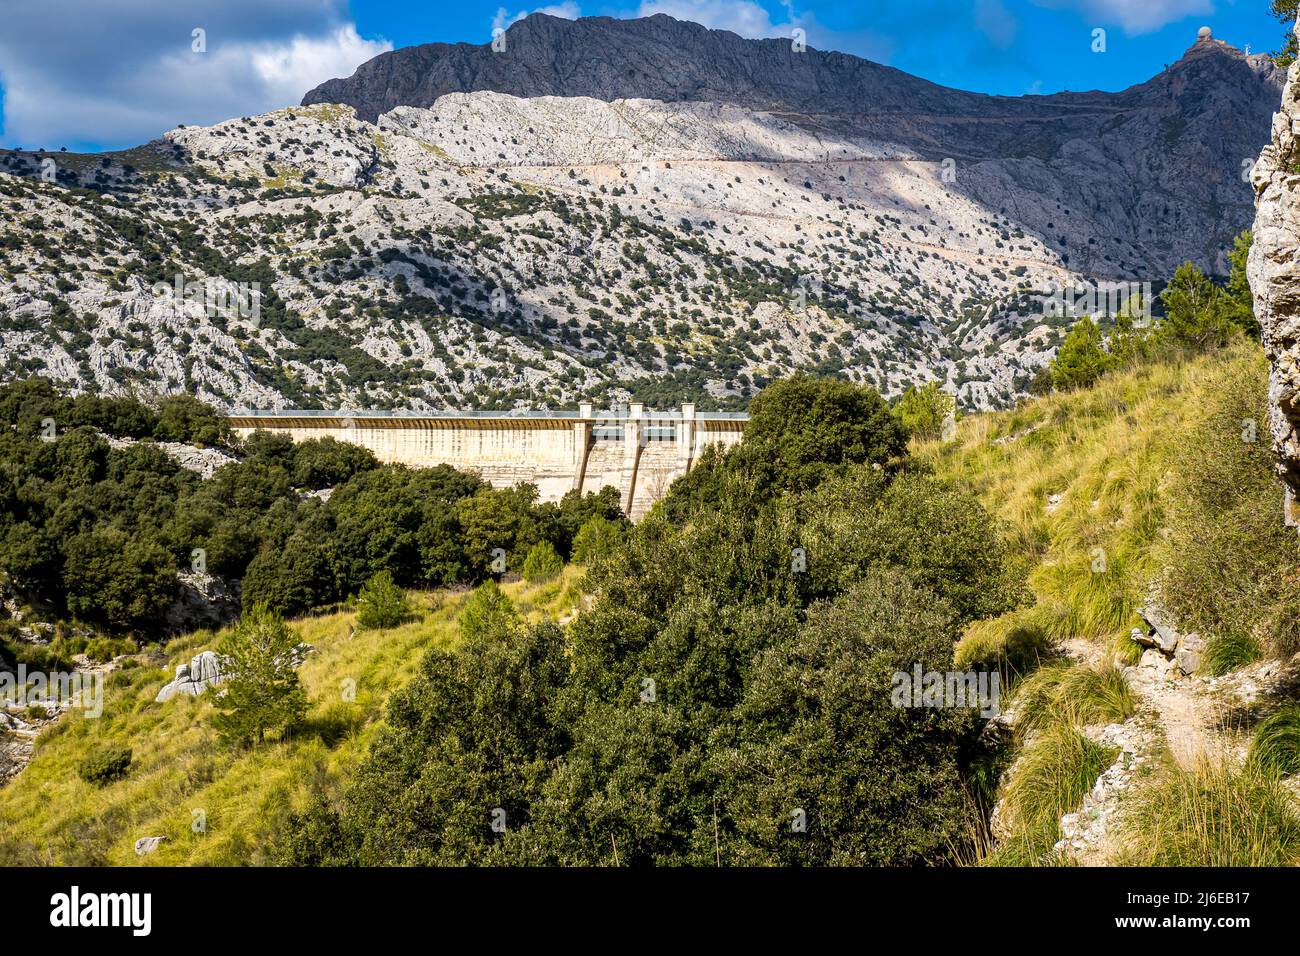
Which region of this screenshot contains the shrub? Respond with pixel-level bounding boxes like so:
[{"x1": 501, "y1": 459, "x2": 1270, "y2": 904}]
[
  {"x1": 355, "y1": 570, "x2": 411, "y2": 630},
  {"x1": 521, "y1": 541, "x2": 563, "y2": 584},
  {"x1": 893, "y1": 381, "x2": 955, "y2": 441},
  {"x1": 78, "y1": 745, "x2": 132, "y2": 785}
]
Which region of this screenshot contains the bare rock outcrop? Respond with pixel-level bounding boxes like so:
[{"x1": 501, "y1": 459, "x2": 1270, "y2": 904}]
[
  {"x1": 155, "y1": 650, "x2": 224, "y2": 702},
  {"x1": 1249, "y1": 20, "x2": 1300, "y2": 527}
]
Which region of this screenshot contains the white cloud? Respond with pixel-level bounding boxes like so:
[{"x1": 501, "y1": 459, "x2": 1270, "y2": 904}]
[
  {"x1": 0, "y1": 1, "x2": 390, "y2": 148},
  {"x1": 493, "y1": 3, "x2": 583, "y2": 34},
  {"x1": 634, "y1": 0, "x2": 799, "y2": 38},
  {"x1": 1033, "y1": 0, "x2": 1214, "y2": 35}
]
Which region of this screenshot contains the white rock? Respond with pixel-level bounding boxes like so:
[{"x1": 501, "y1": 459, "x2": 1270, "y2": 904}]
[{"x1": 134, "y1": 836, "x2": 167, "y2": 856}]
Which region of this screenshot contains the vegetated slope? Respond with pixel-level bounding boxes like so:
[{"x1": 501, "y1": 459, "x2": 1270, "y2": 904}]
[
  {"x1": 0, "y1": 572, "x2": 582, "y2": 866},
  {"x1": 920, "y1": 343, "x2": 1300, "y2": 865},
  {"x1": 0, "y1": 18, "x2": 1280, "y2": 413}
]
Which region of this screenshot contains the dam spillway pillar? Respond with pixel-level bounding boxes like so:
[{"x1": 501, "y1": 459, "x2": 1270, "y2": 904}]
[
  {"x1": 622, "y1": 402, "x2": 645, "y2": 514},
  {"x1": 677, "y1": 402, "x2": 696, "y2": 473},
  {"x1": 573, "y1": 402, "x2": 594, "y2": 491}
]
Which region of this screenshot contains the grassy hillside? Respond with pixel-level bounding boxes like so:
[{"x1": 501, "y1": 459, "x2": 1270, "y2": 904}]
[
  {"x1": 0, "y1": 569, "x2": 583, "y2": 866},
  {"x1": 920, "y1": 341, "x2": 1279, "y2": 663},
  {"x1": 920, "y1": 341, "x2": 1300, "y2": 865}
]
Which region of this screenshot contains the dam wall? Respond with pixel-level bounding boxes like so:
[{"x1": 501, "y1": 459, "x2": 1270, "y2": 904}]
[{"x1": 227, "y1": 403, "x2": 747, "y2": 520}]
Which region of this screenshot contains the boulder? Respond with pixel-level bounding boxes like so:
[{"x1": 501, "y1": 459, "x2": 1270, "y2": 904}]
[
  {"x1": 155, "y1": 650, "x2": 225, "y2": 702},
  {"x1": 1135, "y1": 602, "x2": 1180, "y2": 654},
  {"x1": 1174, "y1": 632, "x2": 1204, "y2": 676},
  {"x1": 1140, "y1": 648, "x2": 1172, "y2": 678}
]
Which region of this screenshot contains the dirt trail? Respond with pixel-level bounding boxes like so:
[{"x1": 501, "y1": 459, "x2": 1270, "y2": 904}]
[{"x1": 1055, "y1": 638, "x2": 1298, "y2": 863}]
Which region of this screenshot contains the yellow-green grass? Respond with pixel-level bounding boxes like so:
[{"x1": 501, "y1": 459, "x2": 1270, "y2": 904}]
[
  {"x1": 921, "y1": 345, "x2": 1261, "y2": 662},
  {"x1": 1116, "y1": 755, "x2": 1300, "y2": 866},
  {"x1": 978, "y1": 662, "x2": 1137, "y2": 864},
  {"x1": 0, "y1": 567, "x2": 583, "y2": 866}
]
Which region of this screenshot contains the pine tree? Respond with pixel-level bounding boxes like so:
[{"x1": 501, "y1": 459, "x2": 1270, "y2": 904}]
[
  {"x1": 212, "y1": 604, "x2": 309, "y2": 746},
  {"x1": 1157, "y1": 261, "x2": 1236, "y2": 352},
  {"x1": 355, "y1": 569, "x2": 411, "y2": 630},
  {"x1": 1225, "y1": 230, "x2": 1260, "y2": 338},
  {"x1": 1050, "y1": 316, "x2": 1114, "y2": 391}
]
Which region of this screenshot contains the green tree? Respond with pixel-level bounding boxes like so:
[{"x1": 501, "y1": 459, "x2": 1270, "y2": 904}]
[
  {"x1": 1103, "y1": 297, "x2": 1152, "y2": 369},
  {"x1": 211, "y1": 604, "x2": 309, "y2": 746},
  {"x1": 456, "y1": 579, "x2": 519, "y2": 641},
  {"x1": 721, "y1": 571, "x2": 974, "y2": 865},
  {"x1": 291, "y1": 437, "x2": 378, "y2": 490},
  {"x1": 570, "y1": 515, "x2": 625, "y2": 564},
  {"x1": 1050, "y1": 316, "x2": 1114, "y2": 391},
  {"x1": 153, "y1": 394, "x2": 232, "y2": 447},
  {"x1": 1225, "y1": 229, "x2": 1260, "y2": 338},
  {"x1": 355, "y1": 569, "x2": 411, "y2": 630},
  {"x1": 521, "y1": 540, "x2": 563, "y2": 583},
  {"x1": 892, "y1": 382, "x2": 955, "y2": 441},
  {"x1": 1157, "y1": 261, "x2": 1237, "y2": 353},
  {"x1": 741, "y1": 374, "x2": 908, "y2": 493},
  {"x1": 1273, "y1": 0, "x2": 1297, "y2": 67},
  {"x1": 61, "y1": 529, "x2": 177, "y2": 633}
]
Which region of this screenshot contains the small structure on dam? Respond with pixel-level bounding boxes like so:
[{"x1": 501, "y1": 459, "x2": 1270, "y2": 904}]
[{"x1": 227, "y1": 403, "x2": 747, "y2": 520}]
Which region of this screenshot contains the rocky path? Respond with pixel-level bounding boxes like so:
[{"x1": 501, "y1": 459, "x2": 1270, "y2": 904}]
[{"x1": 1055, "y1": 630, "x2": 1299, "y2": 864}]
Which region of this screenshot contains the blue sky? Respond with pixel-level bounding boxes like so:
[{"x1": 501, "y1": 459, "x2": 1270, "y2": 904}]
[{"x1": 0, "y1": 0, "x2": 1285, "y2": 151}]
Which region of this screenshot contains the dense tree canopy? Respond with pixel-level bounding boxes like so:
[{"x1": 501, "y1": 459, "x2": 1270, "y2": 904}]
[
  {"x1": 0, "y1": 379, "x2": 627, "y2": 636},
  {"x1": 284, "y1": 374, "x2": 1025, "y2": 866}
]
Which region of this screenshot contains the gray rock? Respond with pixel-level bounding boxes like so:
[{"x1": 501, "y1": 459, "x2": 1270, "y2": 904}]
[
  {"x1": 1136, "y1": 602, "x2": 1181, "y2": 654},
  {"x1": 155, "y1": 650, "x2": 225, "y2": 702},
  {"x1": 1175, "y1": 644, "x2": 1202, "y2": 676},
  {"x1": 1249, "y1": 19, "x2": 1300, "y2": 526},
  {"x1": 134, "y1": 836, "x2": 167, "y2": 856},
  {"x1": 1140, "y1": 648, "x2": 1172, "y2": 678}
]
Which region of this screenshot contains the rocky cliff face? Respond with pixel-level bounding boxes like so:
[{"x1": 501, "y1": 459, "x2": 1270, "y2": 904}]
[
  {"x1": 1249, "y1": 24, "x2": 1300, "y2": 526},
  {"x1": 306, "y1": 13, "x2": 1283, "y2": 276}
]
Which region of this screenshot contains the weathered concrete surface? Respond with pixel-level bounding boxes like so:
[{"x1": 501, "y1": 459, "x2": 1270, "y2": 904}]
[
  {"x1": 229, "y1": 404, "x2": 746, "y2": 520},
  {"x1": 1249, "y1": 20, "x2": 1300, "y2": 526}
]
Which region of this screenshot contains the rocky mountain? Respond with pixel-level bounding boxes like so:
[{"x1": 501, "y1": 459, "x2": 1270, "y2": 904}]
[
  {"x1": 0, "y1": 15, "x2": 1284, "y2": 413},
  {"x1": 307, "y1": 14, "x2": 1283, "y2": 276}
]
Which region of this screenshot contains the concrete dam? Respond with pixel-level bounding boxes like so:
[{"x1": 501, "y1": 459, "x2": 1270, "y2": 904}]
[{"x1": 228, "y1": 403, "x2": 748, "y2": 520}]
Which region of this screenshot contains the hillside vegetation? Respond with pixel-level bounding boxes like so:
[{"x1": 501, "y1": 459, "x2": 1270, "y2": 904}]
[
  {"x1": 920, "y1": 341, "x2": 1300, "y2": 865},
  {"x1": 0, "y1": 571, "x2": 583, "y2": 865},
  {"x1": 3, "y1": 345, "x2": 1299, "y2": 867}
]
